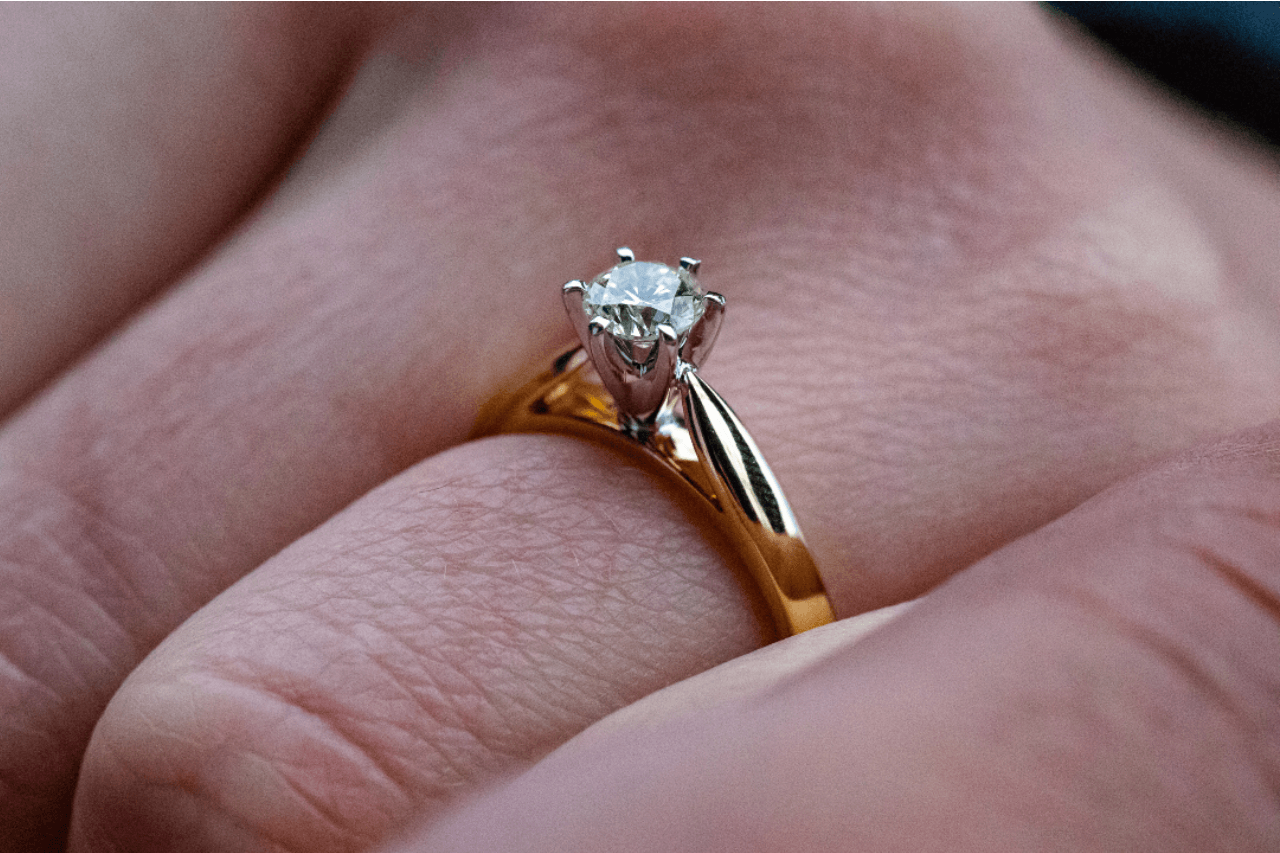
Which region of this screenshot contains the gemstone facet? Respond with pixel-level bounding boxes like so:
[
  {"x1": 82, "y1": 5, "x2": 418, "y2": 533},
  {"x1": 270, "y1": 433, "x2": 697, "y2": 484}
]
[{"x1": 582, "y1": 261, "x2": 705, "y2": 344}]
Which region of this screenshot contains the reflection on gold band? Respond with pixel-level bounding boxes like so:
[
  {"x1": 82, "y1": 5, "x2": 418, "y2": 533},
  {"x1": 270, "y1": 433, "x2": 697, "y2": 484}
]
[{"x1": 472, "y1": 347, "x2": 835, "y2": 638}]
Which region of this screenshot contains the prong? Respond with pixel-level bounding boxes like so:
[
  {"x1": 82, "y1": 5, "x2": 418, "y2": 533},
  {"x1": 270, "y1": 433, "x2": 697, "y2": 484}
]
[
  {"x1": 682, "y1": 291, "x2": 725, "y2": 369},
  {"x1": 562, "y1": 280, "x2": 591, "y2": 347},
  {"x1": 679, "y1": 257, "x2": 701, "y2": 275},
  {"x1": 587, "y1": 326, "x2": 645, "y2": 417},
  {"x1": 622, "y1": 325, "x2": 679, "y2": 425},
  {"x1": 649, "y1": 324, "x2": 678, "y2": 392},
  {"x1": 585, "y1": 323, "x2": 628, "y2": 400},
  {"x1": 586, "y1": 324, "x2": 680, "y2": 428},
  {"x1": 616, "y1": 247, "x2": 636, "y2": 263}
]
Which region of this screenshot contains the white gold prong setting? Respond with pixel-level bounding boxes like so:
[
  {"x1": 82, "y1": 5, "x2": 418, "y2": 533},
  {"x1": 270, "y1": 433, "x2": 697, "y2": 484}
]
[
  {"x1": 682, "y1": 291, "x2": 724, "y2": 369},
  {"x1": 565, "y1": 248, "x2": 726, "y2": 429},
  {"x1": 651, "y1": 323, "x2": 679, "y2": 392},
  {"x1": 562, "y1": 280, "x2": 590, "y2": 343}
]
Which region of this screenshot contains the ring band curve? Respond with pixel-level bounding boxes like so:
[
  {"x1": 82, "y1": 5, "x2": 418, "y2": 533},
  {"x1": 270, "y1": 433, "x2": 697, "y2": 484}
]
[{"x1": 471, "y1": 249, "x2": 835, "y2": 638}]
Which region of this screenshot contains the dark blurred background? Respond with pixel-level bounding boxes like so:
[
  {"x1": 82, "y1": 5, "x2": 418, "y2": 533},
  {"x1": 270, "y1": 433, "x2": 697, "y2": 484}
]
[{"x1": 1048, "y1": 2, "x2": 1280, "y2": 147}]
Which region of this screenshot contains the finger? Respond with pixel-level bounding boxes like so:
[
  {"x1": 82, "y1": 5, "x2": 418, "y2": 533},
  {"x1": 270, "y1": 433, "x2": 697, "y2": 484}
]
[
  {"x1": 395, "y1": 423, "x2": 1280, "y2": 853},
  {"x1": 0, "y1": 4, "x2": 380, "y2": 413},
  {"x1": 5, "y1": 3, "x2": 1280, "y2": 848},
  {"x1": 69, "y1": 436, "x2": 770, "y2": 853}
]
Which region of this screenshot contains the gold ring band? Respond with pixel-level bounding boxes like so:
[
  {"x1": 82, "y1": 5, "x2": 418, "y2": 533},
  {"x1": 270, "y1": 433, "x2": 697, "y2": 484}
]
[{"x1": 472, "y1": 345, "x2": 835, "y2": 638}]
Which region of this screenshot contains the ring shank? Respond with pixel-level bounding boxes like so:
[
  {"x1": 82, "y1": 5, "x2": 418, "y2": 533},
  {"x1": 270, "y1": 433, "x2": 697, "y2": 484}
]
[{"x1": 472, "y1": 347, "x2": 835, "y2": 637}]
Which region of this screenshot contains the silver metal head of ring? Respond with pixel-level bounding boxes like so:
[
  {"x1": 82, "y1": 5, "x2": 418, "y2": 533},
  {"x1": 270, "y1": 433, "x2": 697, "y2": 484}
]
[{"x1": 561, "y1": 247, "x2": 727, "y2": 432}]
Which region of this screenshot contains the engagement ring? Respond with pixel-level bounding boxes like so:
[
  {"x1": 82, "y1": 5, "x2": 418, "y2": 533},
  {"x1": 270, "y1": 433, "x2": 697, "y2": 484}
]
[{"x1": 473, "y1": 249, "x2": 835, "y2": 637}]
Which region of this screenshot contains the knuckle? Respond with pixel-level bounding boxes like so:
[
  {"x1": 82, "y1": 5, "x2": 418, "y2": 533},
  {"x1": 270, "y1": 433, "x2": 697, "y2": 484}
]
[
  {"x1": 72, "y1": 435, "x2": 764, "y2": 852},
  {"x1": 1045, "y1": 466, "x2": 1280, "y2": 804},
  {"x1": 0, "y1": 471, "x2": 181, "y2": 843}
]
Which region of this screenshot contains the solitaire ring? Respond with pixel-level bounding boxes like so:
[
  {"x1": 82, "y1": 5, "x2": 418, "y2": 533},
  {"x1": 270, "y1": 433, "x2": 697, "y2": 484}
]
[{"x1": 472, "y1": 248, "x2": 835, "y2": 637}]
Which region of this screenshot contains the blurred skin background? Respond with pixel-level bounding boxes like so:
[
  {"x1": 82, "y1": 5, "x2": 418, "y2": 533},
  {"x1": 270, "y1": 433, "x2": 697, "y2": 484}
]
[{"x1": 2, "y1": 3, "x2": 1280, "y2": 852}]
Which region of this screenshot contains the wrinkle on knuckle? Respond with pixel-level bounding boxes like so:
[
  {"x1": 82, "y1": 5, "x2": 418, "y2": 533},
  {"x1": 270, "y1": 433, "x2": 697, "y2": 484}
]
[
  {"x1": 0, "y1": 471, "x2": 189, "y2": 830},
  {"x1": 1154, "y1": 477, "x2": 1279, "y2": 620},
  {"x1": 0, "y1": 473, "x2": 168, "y2": 679},
  {"x1": 96, "y1": 606, "x2": 547, "y2": 852},
  {"x1": 1043, "y1": 580, "x2": 1280, "y2": 841},
  {"x1": 1031, "y1": 472, "x2": 1280, "y2": 812},
  {"x1": 81, "y1": 662, "x2": 412, "y2": 853},
  {"x1": 1152, "y1": 482, "x2": 1280, "y2": 700}
]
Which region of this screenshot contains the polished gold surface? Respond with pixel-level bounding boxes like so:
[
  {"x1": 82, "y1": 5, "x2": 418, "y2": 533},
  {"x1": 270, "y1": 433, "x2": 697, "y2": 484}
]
[{"x1": 472, "y1": 346, "x2": 836, "y2": 637}]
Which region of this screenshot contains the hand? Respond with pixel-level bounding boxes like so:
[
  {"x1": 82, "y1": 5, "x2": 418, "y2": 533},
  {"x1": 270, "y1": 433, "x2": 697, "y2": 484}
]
[
  {"x1": 2, "y1": 5, "x2": 1279, "y2": 852},
  {"x1": 397, "y1": 424, "x2": 1280, "y2": 853}
]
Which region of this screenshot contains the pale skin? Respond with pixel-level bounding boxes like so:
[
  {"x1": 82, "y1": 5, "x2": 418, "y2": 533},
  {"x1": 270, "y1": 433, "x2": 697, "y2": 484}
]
[{"x1": 2, "y1": 3, "x2": 1280, "y2": 851}]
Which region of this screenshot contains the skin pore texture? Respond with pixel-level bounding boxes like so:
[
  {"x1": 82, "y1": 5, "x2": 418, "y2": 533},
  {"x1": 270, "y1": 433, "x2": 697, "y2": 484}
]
[{"x1": 0, "y1": 3, "x2": 1278, "y2": 851}]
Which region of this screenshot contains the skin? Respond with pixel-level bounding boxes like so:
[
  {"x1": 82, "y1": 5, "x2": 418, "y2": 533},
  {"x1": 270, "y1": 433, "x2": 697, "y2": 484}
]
[{"x1": 0, "y1": 3, "x2": 1277, "y2": 851}]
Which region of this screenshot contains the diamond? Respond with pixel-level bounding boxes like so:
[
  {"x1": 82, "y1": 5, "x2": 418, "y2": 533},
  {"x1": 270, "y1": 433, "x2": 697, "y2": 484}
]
[{"x1": 582, "y1": 261, "x2": 705, "y2": 343}]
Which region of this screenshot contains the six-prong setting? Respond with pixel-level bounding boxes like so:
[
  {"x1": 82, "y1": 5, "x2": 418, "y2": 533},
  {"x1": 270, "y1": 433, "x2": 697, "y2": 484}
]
[
  {"x1": 562, "y1": 248, "x2": 725, "y2": 428},
  {"x1": 472, "y1": 247, "x2": 836, "y2": 636}
]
